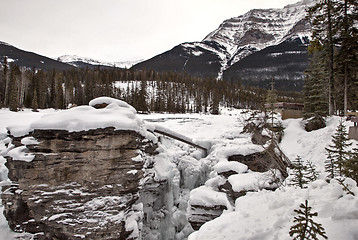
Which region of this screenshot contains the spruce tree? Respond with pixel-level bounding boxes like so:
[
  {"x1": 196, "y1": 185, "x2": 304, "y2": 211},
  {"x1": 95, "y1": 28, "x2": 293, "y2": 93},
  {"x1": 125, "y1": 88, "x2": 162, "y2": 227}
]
[
  {"x1": 289, "y1": 200, "x2": 328, "y2": 240},
  {"x1": 137, "y1": 80, "x2": 148, "y2": 113},
  {"x1": 303, "y1": 41, "x2": 328, "y2": 118},
  {"x1": 265, "y1": 81, "x2": 278, "y2": 138},
  {"x1": 307, "y1": 0, "x2": 338, "y2": 115},
  {"x1": 343, "y1": 147, "x2": 358, "y2": 182},
  {"x1": 8, "y1": 64, "x2": 20, "y2": 111},
  {"x1": 290, "y1": 156, "x2": 309, "y2": 189},
  {"x1": 325, "y1": 151, "x2": 337, "y2": 179},
  {"x1": 32, "y1": 89, "x2": 39, "y2": 111},
  {"x1": 335, "y1": 0, "x2": 358, "y2": 115},
  {"x1": 306, "y1": 160, "x2": 320, "y2": 182},
  {"x1": 325, "y1": 119, "x2": 352, "y2": 177},
  {"x1": 3, "y1": 56, "x2": 9, "y2": 107},
  {"x1": 290, "y1": 157, "x2": 320, "y2": 188},
  {"x1": 210, "y1": 90, "x2": 220, "y2": 115}
]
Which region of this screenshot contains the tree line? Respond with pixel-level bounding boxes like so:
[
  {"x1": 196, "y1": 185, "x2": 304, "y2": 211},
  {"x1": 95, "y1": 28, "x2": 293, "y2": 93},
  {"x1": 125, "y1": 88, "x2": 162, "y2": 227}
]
[
  {"x1": 304, "y1": 0, "x2": 358, "y2": 118},
  {"x1": 0, "y1": 60, "x2": 302, "y2": 113}
]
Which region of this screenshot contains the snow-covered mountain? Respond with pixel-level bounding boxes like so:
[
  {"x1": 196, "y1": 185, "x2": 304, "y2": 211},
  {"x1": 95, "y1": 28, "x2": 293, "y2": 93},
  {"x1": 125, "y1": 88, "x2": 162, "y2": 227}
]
[
  {"x1": 204, "y1": 0, "x2": 314, "y2": 66},
  {"x1": 57, "y1": 55, "x2": 142, "y2": 69},
  {"x1": 133, "y1": 0, "x2": 316, "y2": 90}
]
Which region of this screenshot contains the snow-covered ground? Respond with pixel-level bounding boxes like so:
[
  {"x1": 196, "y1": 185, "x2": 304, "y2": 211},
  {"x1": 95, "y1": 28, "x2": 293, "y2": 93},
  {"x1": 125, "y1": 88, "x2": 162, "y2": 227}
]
[{"x1": 0, "y1": 105, "x2": 357, "y2": 239}]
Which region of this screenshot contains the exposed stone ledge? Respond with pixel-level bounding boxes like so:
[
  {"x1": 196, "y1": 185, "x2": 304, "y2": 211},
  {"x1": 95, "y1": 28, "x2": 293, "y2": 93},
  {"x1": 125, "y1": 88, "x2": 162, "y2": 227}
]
[{"x1": 2, "y1": 128, "x2": 156, "y2": 240}]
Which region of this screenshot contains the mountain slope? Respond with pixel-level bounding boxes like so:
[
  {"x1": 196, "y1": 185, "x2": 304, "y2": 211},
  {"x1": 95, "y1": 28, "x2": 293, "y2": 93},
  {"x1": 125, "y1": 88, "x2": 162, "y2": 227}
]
[
  {"x1": 132, "y1": 0, "x2": 316, "y2": 90},
  {"x1": 204, "y1": 0, "x2": 313, "y2": 66},
  {"x1": 132, "y1": 41, "x2": 225, "y2": 78},
  {"x1": 223, "y1": 36, "x2": 310, "y2": 90},
  {"x1": 0, "y1": 41, "x2": 73, "y2": 71}
]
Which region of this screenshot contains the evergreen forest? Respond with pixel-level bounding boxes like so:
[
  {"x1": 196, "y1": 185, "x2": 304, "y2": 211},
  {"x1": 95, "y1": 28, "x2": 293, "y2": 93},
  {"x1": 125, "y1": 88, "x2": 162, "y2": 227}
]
[
  {"x1": 0, "y1": 62, "x2": 302, "y2": 113},
  {"x1": 304, "y1": 0, "x2": 358, "y2": 117}
]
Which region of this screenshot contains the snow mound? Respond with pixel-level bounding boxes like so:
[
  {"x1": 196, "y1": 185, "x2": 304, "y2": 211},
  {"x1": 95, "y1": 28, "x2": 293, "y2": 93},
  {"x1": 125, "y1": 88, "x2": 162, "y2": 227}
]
[
  {"x1": 228, "y1": 170, "x2": 282, "y2": 192},
  {"x1": 189, "y1": 186, "x2": 232, "y2": 210},
  {"x1": 7, "y1": 146, "x2": 35, "y2": 162},
  {"x1": 189, "y1": 179, "x2": 358, "y2": 240},
  {"x1": 213, "y1": 161, "x2": 248, "y2": 174},
  {"x1": 89, "y1": 97, "x2": 136, "y2": 113},
  {"x1": 7, "y1": 97, "x2": 156, "y2": 142}
]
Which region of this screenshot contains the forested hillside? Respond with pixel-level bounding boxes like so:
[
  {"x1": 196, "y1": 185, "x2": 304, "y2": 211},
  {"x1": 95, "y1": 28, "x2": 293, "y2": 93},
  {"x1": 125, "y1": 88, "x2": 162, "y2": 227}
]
[{"x1": 0, "y1": 60, "x2": 301, "y2": 113}]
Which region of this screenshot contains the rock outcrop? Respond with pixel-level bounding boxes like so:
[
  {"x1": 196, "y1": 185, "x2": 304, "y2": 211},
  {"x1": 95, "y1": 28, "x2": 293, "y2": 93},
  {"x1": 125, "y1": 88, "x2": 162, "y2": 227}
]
[
  {"x1": 1, "y1": 97, "x2": 161, "y2": 239},
  {"x1": 2, "y1": 128, "x2": 155, "y2": 239},
  {"x1": 304, "y1": 115, "x2": 326, "y2": 132},
  {"x1": 188, "y1": 139, "x2": 289, "y2": 231}
]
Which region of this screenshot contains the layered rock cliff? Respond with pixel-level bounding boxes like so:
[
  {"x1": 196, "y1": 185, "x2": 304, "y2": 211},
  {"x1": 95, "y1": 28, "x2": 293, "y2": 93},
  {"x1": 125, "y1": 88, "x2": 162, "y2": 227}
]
[
  {"x1": 3, "y1": 128, "x2": 152, "y2": 239},
  {"x1": 1, "y1": 97, "x2": 159, "y2": 239}
]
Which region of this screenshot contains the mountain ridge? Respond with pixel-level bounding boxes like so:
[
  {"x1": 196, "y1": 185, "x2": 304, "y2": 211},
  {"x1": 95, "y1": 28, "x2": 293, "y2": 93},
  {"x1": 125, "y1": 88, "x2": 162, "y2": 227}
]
[
  {"x1": 57, "y1": 55, "x2": 142, "y2": 69},
  {"x1": 132, "y1": 0, "x2": 316, "y2": 90}
]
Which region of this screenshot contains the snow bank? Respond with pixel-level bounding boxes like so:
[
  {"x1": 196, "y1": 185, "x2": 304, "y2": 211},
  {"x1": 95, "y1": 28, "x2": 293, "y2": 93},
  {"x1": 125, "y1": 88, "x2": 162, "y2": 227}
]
[
  {"x1": 228, "y1": 170, "x2": 281, "y2": 192},
  {"x1": 189, "y1": 186, "x2": 232, "y2": 211},
  {"x1": 89, "y1": 96, "x2": 136, "y2": 113},
  {"x1": 280, "y1": 116, "x2": 356, "y2": 172},
  {"x1": 6, "y1": 97, "x2": 156, "y2": 142},
  {"x1": 213, "y1": 161, "x2": 248, "y2": 174},
  {"x1": 189, "y1": 179, "x2": 358, "y2": 240},
  {"x1": 189, "y1": 115, "x2": 358, "y2": 240}
]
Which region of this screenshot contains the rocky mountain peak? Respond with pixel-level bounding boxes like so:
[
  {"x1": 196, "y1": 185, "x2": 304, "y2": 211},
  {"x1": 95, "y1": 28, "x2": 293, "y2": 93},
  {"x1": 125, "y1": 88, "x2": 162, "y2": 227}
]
[{"x1": 203, "y1": 0, "x2": 316, "y2": 64}]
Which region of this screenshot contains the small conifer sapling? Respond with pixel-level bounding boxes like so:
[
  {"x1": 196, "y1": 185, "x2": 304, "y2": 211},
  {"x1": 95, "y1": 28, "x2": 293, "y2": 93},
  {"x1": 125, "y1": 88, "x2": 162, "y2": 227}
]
[{"x1": 289, "y1": 200, "x2": 328, "y2": 240}]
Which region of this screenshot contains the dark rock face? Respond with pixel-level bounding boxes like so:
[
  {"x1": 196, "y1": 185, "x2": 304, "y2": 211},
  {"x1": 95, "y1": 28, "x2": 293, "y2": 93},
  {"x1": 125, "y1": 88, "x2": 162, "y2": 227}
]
[
  {"x1": 2, "y1": 128, "x2": 155, "y2": 239},
  {"x1": 188, "y1": 205, "x2": 227, "y2": 231},
  {"x1": 305, "y1": 116, "x2": 326, "y2": 132},
  {"x1": 228, "y1": 151, "x2": 275, "y2": 173},
  {"x1": 222, "y1": 37, "x2": 309, "y2": 91}
]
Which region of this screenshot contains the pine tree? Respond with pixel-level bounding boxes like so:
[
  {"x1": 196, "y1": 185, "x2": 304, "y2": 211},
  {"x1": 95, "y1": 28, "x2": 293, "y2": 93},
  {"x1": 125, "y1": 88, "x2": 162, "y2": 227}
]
[
  {"x1": 307, "y1": 0, "x2": 339, "y2": 115},
  {"x1": 210, "y1": 90, "x2": 220, "y2": 115},
  {"x1": 265, "y1": 81, "x2": 278, "y2": 138},
  {"x1": 343, "y1": 147, "x2": 358, "y2": 182},
  {"x1": 290, "y1": 156, "x2": 309, "y2": 189},
  {"x1": 303, "y1": 41, "x2": 329, "y2": 118},
  {"x1": 8, "y1": 64, "x2": 20, "y2": 111},
  {"x1": 137, "y1": 80, "x2": 148, "y2": 113},
  {"x1": 290, "y1": 157, "x2": 320, "y2": 188},
  {"x1": 334, "y1": 0, "x2": 358, "y2": 115},
  {"x1": 306, "y1": 160, "x2": 320, "y2": 182},
  {"x1": 32, "y1": 89, "x2": 39, "y2": 111},
  {"x1": 289, "y1": 200, "x2": 328, "y2": 240},
  {"x1": 324, "y1": 151, "x2": 337, "y2": 179},
  {"x1": 325, "y1": 119, "x2": 352, "y2": 177},
  {"x1": 3, "y1": 56, "x2": 9, "y2": 107}
]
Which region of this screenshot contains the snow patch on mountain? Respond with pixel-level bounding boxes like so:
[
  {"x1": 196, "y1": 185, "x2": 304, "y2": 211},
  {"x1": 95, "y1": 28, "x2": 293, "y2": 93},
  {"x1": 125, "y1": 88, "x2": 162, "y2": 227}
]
[{"x1": 57, "y1": 55, "x2": 143, "y2": 69}]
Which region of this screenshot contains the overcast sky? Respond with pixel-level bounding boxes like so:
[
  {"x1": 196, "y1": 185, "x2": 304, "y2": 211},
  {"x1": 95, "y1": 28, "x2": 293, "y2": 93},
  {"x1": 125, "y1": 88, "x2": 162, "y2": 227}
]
[{"x1": 1, "y1": 0, "x2": 300, "y2": 62}]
